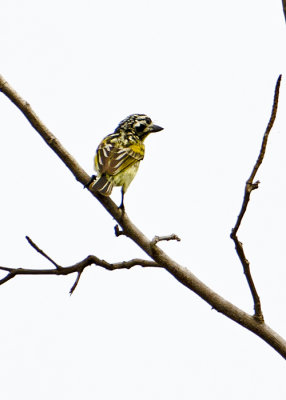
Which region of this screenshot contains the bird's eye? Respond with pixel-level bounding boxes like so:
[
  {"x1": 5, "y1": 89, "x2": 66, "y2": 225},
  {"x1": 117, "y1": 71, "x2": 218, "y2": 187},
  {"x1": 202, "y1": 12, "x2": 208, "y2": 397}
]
[
  {"x1": 146, "y1": 118, "x2": 151, "y2": 125},
  {"x1": 135, "y1": 124, "x2": 146, "y2": 132}
]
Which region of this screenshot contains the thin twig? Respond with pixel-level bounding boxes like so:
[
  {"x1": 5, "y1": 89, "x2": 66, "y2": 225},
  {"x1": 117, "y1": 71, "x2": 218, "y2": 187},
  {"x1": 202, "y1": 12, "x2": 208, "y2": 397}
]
[
  {"x1": 26, "y1": 236, "x2": 62, "y2": 269},
  {"x1": 151, "y1": 234, "x2": 181, "y2": 246},
  {"x1": 69, "y1": 270, "x2": 84, "y2": 295},
  {"x1": 230, "y1": 75, "x2": 282, "y2": 322}
]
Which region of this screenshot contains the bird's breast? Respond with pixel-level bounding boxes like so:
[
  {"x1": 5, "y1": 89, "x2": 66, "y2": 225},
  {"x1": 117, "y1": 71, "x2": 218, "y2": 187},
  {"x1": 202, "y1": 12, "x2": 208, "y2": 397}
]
[{"x1": 111, "y1": 161, "x2": 140, "y2": 191}]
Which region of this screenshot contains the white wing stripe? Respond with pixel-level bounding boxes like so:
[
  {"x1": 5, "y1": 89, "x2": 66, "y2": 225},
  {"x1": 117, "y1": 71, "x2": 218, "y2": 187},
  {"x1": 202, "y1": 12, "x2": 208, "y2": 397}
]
[
  {"x1": 101, "y1": 181, "x2": 110, "y2": 191},
  {"x1": 112, "y1": 159, "x2": 126, "y2": 170},
  {"x1": 98, "y1": 152, "x2": 103, "y2": 165},
  {"x1": 115, "y1": 153, "x2": 126, "y2": 160}
]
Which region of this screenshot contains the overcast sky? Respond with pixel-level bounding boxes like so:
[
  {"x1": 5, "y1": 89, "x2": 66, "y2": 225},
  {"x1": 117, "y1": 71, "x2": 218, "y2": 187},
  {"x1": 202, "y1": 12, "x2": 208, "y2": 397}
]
[{"x1": 1, "y1": 1, "x2": 286, "y2": 399}]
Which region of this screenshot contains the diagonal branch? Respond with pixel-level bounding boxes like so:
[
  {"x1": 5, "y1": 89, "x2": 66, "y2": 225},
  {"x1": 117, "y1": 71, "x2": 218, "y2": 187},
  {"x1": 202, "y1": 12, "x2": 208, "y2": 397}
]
[
  {"x1": 282, "y1": 0, "x2": 286, "y2": 23},
  {"x1": 2, "y1": 74, "x2": 286, "y2": 359},
  {"x1": 230, "y1": 75, "x2": 282, "y2": 322}
]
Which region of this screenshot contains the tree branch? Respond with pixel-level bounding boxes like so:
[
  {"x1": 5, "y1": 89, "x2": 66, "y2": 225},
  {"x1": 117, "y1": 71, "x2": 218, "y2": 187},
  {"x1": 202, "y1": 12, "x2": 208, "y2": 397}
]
[
  {"x1": 151, "y1": 234, "x2": 181, "y2": 246},
  {"x1": 282, "y1": 0, "x2": 286, "y2": 23},
  {"x1": 0, "y1": 246, "x2": 160, "y2": 293},
  {"x1": 230, "y1": 75, "x2": 282, "y2": 322},
  {"x1": 1, "y1": 74, "x2": 286, "y2": 359},
  {"x1": 26, "y1": 235, "x2": 62, "y2": 270}
]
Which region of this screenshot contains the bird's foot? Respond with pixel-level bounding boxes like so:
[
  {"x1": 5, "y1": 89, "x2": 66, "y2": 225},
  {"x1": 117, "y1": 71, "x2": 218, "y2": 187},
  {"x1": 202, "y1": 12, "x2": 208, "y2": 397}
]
[{"x1": 84, "y1": 175, "x2": 97, "y2": 189}]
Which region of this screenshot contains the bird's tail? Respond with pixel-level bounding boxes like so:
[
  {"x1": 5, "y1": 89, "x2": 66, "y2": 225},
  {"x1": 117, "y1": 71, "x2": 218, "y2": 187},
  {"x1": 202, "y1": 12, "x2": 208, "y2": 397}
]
[{"x1": 92, "y1": 176, "x2": 113, "y2": 196}]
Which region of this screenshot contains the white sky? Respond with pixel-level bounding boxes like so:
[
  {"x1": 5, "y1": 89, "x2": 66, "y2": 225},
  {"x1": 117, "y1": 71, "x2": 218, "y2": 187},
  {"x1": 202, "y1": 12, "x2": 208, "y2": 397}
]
[{"x1": 1, "y1": 0, "x2": 286, "y2": 399}]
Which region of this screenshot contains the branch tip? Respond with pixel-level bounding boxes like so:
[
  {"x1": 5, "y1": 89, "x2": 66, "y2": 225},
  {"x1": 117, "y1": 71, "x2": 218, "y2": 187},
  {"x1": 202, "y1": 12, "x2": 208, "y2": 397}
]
[
  {"x1": 69, "y1": 270, "x2": 83, "y2": 295},
  {"x1": 25, "y1": 235, "x2": 62, "y2": 269},
  {"x1": 114, "y1": 224, "x2": 126, "y2": 237},
  {"x1": 151, "y1": 233, "x2": 181, "y2": 247}
]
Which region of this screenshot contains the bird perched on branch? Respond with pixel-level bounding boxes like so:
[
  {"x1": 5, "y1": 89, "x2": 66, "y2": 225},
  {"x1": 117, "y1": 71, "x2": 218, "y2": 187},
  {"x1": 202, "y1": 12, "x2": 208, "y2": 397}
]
[{"x1": 89, "y1": 114, "x2": 163, "y2": 210}]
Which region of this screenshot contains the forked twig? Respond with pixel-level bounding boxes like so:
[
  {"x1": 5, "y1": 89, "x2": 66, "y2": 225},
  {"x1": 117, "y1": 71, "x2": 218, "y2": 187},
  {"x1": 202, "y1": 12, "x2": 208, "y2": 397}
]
[
  {"x1": 230, "y1": 75, "x2": 282, "y2": 322},
  {"x1": 0, "y1": 238, "x2": 161, "y2": 294}
]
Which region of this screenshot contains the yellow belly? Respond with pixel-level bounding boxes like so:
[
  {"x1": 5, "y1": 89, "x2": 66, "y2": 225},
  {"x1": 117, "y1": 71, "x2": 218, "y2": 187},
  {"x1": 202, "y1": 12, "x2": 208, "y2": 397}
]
[{"x1": 111, "y1": 162, "x2": 140, "y2": 193}]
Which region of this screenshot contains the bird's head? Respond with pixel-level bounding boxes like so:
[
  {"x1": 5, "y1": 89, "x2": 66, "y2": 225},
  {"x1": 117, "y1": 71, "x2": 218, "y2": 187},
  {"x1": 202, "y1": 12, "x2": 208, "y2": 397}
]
[{"x1": 115, "y1": 114, "x2": 163, "y2": 140}]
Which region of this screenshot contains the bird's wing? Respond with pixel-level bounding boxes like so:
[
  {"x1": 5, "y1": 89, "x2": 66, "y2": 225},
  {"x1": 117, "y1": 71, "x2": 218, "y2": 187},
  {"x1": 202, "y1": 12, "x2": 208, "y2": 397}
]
[{"x1": 95, "y1": 139, "x2": 145, "y2": 176}]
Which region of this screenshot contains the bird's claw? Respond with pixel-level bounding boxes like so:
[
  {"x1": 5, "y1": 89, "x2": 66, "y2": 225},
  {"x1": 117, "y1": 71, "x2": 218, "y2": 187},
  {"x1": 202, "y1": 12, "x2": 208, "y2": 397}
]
[{"x1": 84, "y1": 175, "x2": 97, "y2": 189}]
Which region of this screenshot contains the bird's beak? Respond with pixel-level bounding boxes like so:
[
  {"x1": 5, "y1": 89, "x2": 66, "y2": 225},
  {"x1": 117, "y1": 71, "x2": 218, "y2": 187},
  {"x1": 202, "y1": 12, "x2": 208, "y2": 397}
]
[{"x1": 150, "y1": 124, "x2": 164, "y2": 133}]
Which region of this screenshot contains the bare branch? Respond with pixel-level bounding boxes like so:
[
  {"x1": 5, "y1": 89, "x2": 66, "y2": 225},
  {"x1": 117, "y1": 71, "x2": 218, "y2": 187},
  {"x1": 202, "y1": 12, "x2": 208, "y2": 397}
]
[
  {"x1": 2, "y1": 74, "x2": 286, "y2": 359},
  {"x1": 0, "y1": 255, "x2": 161, "y2": 293},
  {"x1": 230, "y1": 75, "x2": 282, "y2": 322},
  {"x1": 232, "y1": 75, "x2": 281, "y2": 237},
  {"x1": 248, "y1": 77, "x2": 281, "y2": 182},
  {"x1": 26, "y1": 236, "x2": 62, "y2": 269},
  {"x1": 69, "y1": 270, "x2": 84, "y2": 295},
  {"x1": 0, "y1": 75, "x2": 93, "y2": 188},
  {"x1": 282, "y1": 0, "x2": 286, "y2": 23},
  {"x1": 151, "y1": 234, "x2": 181, "y2": 246}
]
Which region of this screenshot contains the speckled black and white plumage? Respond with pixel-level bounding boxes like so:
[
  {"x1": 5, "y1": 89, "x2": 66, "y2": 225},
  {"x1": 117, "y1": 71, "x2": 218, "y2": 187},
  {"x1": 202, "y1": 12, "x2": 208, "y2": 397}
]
[{"x1": 93, "y1": 114, "x2": 163, "y2": 209}]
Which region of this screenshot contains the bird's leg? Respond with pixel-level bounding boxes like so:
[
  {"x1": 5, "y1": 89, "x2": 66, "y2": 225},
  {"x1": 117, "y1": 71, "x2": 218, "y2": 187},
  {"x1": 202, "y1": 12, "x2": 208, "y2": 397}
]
[
  {"x1": 84, "y1": 175, "x2": 97, "y2": 189},
  {"x1": 119, "y1": 189, "x2": 125, "y2": 212}
]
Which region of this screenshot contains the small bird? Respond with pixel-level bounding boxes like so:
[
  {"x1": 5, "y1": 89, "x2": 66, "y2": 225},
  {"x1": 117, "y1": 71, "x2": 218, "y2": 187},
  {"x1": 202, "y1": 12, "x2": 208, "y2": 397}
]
[{"x1": 91, "y1": 114, "x2": 163, "y2": 209}]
